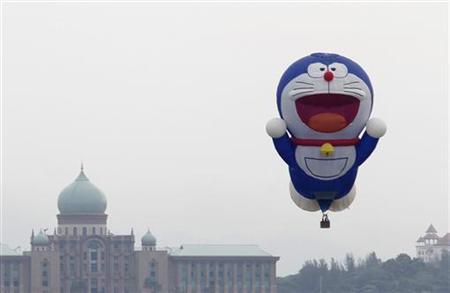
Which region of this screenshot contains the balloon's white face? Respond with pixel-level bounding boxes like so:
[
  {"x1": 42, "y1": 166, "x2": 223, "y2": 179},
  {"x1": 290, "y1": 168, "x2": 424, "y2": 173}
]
[{"x1": 280, "y1": 62, "x2": 373, "y2": 139}]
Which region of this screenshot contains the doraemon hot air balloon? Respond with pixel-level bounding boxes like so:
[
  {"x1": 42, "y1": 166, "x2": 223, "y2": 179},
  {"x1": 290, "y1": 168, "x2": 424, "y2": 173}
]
[{"x1": 266, "y1": 53, "x2": 386, "y2": 228}]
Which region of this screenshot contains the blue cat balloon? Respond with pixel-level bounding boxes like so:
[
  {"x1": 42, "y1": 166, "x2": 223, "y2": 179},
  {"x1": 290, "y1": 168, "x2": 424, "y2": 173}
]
[{"x1": 266, "y1": 53, "x2": 386, "y2": 227}]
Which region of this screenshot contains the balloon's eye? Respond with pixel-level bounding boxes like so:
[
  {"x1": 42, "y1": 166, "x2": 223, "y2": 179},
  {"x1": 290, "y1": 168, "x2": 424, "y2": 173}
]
[
  {"x1": 328, "y1": 63, "x2": 348, "y2": 77},
  {"x1": 307, "y1": 63, "x2": 328, "y2": 78}
]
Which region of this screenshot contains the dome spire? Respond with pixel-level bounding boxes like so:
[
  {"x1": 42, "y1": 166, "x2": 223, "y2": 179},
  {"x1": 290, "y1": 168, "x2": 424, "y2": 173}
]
[{"x1": 76, "y1": 163, "x2": 89, "y2": 182}]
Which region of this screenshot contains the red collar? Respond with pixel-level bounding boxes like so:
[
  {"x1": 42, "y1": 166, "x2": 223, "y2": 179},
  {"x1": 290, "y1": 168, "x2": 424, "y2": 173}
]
[{"x1": 291, "y1": 138, "x2": 360, "y2": 146}]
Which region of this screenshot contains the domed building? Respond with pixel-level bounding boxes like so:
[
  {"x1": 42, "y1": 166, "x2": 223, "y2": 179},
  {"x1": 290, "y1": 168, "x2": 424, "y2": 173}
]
[
  {"x1": 0, "y1": 166, "x2": 279, "y2": 293},
  {"x1": 56, "y1": 167, "x2": 108, "y2": 238},
  {"x1": 57, "y1": 167, "x2": 107, "y2": 215}
]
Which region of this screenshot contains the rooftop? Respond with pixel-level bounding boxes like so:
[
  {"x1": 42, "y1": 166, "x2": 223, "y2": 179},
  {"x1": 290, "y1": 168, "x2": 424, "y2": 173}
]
[
  {"x1": 168, "y1": 244, "x2": 273, "y2": 257},
  {"x1": 0, "y1": 243, "x2": 21, "y2": 256},
  {"x1": 437, "y1": 233, "x2": 450, "y2": 246},
  {"x1": 426, "y1": 224, "x2": 438, "y2": 234}
]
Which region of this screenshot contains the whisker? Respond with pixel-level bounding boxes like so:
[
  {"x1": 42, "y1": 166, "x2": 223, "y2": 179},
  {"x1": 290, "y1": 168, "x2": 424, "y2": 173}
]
[
  {"x1": 343, "y1": 87, "x2": 363, "y2": 90},
  {"x1": 343, "y1": 89, "x2": 365, "y2": 97},
  {"x1": 293, "y1": 87, "x2": 314, "y2": 90},
  {"x1": 290, "y1": 90, "x2": 315, "y2": 94},
  {"x1": 344, "y1": 81, "x2": 360, "y2": 85},
  {"x1": 289, "y1": 89, "x2": 315, "y2": 99},
  {"x1": 295, "y1": 81, "x2": 314, "y2": 85}
]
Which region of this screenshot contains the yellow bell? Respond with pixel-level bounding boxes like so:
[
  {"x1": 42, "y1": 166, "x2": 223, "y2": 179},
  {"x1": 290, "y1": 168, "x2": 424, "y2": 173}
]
[{"x1": 320, "y1": 143, "x2": 334, "y2": 156}]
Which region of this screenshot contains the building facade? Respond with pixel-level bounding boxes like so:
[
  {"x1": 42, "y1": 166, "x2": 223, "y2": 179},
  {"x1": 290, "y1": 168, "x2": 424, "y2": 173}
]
[
  {"x1": 1, "y1": 168, "x2": 279, "y2": 293},
  {"x1": 416, "y1": 224, "x2": 450, "y2": 263}
]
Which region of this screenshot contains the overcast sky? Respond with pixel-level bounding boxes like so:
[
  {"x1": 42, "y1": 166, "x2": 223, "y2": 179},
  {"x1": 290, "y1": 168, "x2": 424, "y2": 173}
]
[{"x1": 1, "y1": 3, "x2": 448, "y2": 276}]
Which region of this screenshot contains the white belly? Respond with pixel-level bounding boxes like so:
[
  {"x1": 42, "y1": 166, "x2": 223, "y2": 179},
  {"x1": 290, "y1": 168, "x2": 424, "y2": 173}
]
[{"x1": 295, "y1": 146, "x2": 356, "y2": 180}]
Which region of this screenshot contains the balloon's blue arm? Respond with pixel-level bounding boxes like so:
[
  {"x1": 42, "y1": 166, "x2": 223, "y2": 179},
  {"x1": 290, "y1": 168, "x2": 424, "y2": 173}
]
[
  {"x1": 356, "y1": 132, "x2": 379, "y2": 166},
  {"x1": 272, "y1": 134, "x2": 297, "y2": 167}
]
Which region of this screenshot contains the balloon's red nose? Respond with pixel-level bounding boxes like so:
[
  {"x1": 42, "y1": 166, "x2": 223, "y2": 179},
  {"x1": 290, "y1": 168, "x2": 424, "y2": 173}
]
[{"x1": 324, "y1": 71, "x2": 334, "y2": 82}]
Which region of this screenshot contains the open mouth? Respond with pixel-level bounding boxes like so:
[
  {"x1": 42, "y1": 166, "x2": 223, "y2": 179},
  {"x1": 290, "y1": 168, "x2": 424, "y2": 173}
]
[{"x1": 296, "y1": 94, "x2": 360, "y2": 133}]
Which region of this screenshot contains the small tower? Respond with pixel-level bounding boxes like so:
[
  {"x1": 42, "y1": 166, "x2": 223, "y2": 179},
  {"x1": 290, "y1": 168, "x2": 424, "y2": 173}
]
[
  {"x1": 31, "y1": 230, "x2": 50, "y2": 251},
  {"x1": 141, "y1": 230, "x2": 156, "y2": 251},
  {"x1": 30, "y1": 230, "x2": 59, "y2": 292},
  {"x1": 416, "y1": 224, "x2": 441, "y2": 263}
]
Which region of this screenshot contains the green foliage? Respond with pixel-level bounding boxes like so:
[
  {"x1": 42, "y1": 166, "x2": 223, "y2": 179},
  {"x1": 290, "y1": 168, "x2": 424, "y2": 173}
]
[
  {"x1": 144, "y1": 277, "x2": 161, "y2": 292},
  {"x1": 278, "y1": 252, "x2": 450, "y2": 293}
]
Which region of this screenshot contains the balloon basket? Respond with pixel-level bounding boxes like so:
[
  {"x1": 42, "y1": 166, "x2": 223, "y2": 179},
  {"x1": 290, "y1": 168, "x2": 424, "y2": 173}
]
[{"x1": 320, "y1": 214, "x2": 330, "y2": 229}]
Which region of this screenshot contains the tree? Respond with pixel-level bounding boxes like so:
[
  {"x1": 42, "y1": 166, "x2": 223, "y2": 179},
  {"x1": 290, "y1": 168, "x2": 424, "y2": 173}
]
[
  {"x1": 144, "y1": 277, "x2": 162, "y2": 293},
  {"x1": 345, "y1": 253, "x2": 355, "y2": 272},
  {"x1": 278, "y1": 252, "x2": 450, "y2": 293}
]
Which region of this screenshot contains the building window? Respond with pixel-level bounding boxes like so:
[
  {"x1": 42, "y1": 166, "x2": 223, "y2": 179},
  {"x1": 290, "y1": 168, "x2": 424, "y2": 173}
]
[
  {"x1": 42, "y1": 260, "x2": 50, "y2": 288},
  {"x1": 90, "y1": 278, "x2": 98, "y2": 293},
  {"x1": 237, "y1": 264, "x2": 243, "y2": 289},
  {"x1": 93, "y1": 227, "x2": 96, "y2": 235},
  {"x1": 73, "y1": 227, "x2": 77, "y2": 236},
  {"x1": 226, "y1": 264, "x2": 233, "y2": 287},
  {"x1": 245, "y1": 263, "x2": 252, "y2": 289},
  {"x1": 149, "y1": 261, "x2": 158, "y2": 280},
  {"x1": 82, "y1": 227, "x2": 87, "y2": 236},
  {"x1": 87, "y1": 240, "x2": 103, "y2": 274},
  {"x1": 65, "y1": 227, "x2": 68, "y2": 235},
  {"x1": 11, "y1": 262, "x2": 19, "y2": 288},
  {"x1": 69, "y1": 263, "x2": 75, "y2": 275},
  {"x1": 91, "y1": 263, "x2": 98, "y2": 273}
]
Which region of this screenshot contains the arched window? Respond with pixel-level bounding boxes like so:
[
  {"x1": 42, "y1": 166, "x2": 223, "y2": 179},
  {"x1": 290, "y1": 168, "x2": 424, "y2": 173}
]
[
  {"x1": 149, "y1": 261, "x2": 157, "y2": 281},
  {"x1": 144, "y1": 261, "x2": 159, "y2": 291},
  {"x1": 73, "y1": 227, "x2": 77, "y2": 236},
  {"x1": 87, "y1": 240, "x2": 104, "y2": 274}
]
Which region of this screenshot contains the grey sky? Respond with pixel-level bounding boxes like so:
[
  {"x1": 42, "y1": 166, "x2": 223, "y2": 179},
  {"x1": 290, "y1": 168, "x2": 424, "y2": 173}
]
[{"x1": 1, "y1": 3, "x2": 448, "y2": 276}]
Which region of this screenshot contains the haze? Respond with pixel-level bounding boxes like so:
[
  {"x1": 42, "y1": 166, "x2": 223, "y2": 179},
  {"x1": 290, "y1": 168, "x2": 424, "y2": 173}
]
[{"x1": 1, "y1": 3, "x2": 448, "y2": 276}]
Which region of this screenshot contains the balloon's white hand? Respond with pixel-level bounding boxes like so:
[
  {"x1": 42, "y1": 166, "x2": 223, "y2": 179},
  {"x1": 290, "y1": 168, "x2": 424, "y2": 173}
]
[
  {"x1": 266, "y1": 118, "x2": 287, "y2": 138},
  {"x1": 366, "y1": 118, "x2": 387, "y2": 138}
]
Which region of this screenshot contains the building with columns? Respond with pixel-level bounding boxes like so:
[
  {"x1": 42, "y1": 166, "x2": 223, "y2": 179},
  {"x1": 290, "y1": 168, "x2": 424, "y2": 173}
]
[
  {"x1": 416, "y1": 224, "x2": 450, "y2": 263},
  {"x1": 0, "y1": 167, "x2": 279, "y2": 293}
]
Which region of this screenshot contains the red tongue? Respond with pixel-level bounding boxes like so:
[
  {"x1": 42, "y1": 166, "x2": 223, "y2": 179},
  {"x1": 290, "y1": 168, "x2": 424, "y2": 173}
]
[
  {"x1": 295, "y1": 94, "x2": 360, "y2": 133},
  {"x1": 308, "y1": 113, "x2": 347, "y2": 133}
]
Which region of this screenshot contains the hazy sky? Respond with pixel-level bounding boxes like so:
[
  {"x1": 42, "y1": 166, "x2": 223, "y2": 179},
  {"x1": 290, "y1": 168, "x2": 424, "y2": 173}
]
[{"x1": 1, "y1": 2, "x2": 448, "y2": 276}]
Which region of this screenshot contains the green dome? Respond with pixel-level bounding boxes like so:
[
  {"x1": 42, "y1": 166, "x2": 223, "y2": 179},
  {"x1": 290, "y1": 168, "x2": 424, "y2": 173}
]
[
  {"x1": 57, "y1": 168, "x2": 107, "y2": 215},
  {"x1": 141, "y1": 230, "x2": 156, "y2": 246},
  {"x1": 32, "y1": 230, "x2": 50, "y2": 246}
]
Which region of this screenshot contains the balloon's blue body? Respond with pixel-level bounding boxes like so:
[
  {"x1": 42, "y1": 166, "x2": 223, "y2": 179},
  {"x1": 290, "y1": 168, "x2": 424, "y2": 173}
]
[{"x1": 268, "y1": 53, "x2": 385, "y2": 213}]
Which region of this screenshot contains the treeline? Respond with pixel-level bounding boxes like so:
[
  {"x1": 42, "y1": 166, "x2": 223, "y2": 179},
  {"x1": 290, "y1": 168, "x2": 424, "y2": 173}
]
[{"x1": 277, "y1": 252, "x2": 449, "y2": 293}]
